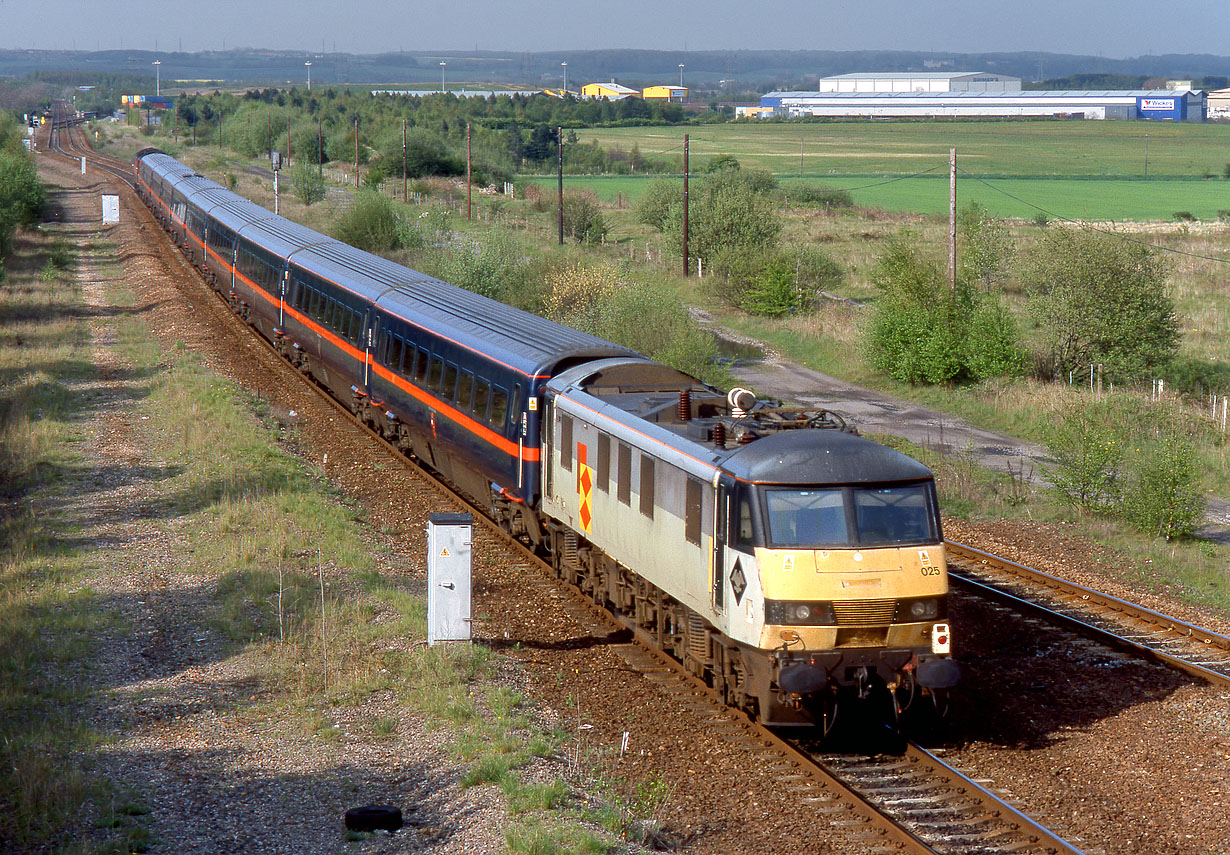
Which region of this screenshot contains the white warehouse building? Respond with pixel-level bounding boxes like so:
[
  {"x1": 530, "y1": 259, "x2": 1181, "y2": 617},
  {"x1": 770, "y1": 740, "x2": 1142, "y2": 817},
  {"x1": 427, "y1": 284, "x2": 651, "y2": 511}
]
[
  {"x1": 760, "y1": 89, "x2": 1206, "y2": 121},
  {"x1": 818, "y1": 71, "x2": 1022, "y2": 93}
]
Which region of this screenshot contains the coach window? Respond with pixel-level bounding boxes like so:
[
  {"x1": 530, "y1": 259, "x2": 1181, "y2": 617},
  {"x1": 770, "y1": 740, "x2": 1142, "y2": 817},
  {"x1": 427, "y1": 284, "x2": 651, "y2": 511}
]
[
  {"x1": 559, "y1": 415, "x2": 573, "y2": 472},
  {"x1": 473, "y1": 377, "x2": 490, "y2": 419},
  {"x1": 308, "y1": 289, "x2": 322, "y2": 320},
  {"x1": 617, "y1": 443, "x2": 631, "y2": 506},
  {"x1": 414, "y1": 347, "x2": 430, "y2": 383},
  {"x1": 639, "y1": 455, "x2": 655, "y2": 519},
  {"x1": 388, "y1": 337, "x2": 403, "y2": 371},
  {"x1": 348, "y1": 310, "x2": 361, "y2": 344},
  {"x1": 685, "y1": 478, "x2": 703, "y2": 545},
  {"x1": 489, "y1": 385, "x2": 508, "y2": 429},
  {"x1": 427, "y1": 357, "x2": 443, "y2": 391},
  {"x1": 457, "y1": 370, "x2": 474, "y2": 411},
  {"x1": 596, "y1": 433, "x2": 610, "y2": 493},
  {"x1": 442, "y1": 362, "x2": 458, "y2": 399}
]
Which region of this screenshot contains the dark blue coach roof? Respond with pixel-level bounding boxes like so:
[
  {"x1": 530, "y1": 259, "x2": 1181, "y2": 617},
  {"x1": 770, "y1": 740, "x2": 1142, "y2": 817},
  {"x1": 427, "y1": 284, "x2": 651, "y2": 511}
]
[{"x1": 139, "y1": 150, "x2": 636, "y2": 377}]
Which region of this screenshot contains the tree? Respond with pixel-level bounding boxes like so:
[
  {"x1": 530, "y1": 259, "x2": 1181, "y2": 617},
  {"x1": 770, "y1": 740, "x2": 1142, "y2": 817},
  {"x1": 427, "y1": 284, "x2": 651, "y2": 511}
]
[
  {"x1": 660, "y1": 168, "x2": 782, "y2": 262},
  {"x1": 291, "y1": 162, "x2": 326, "y2": 206},
  {"x1": 0, "y1": 115, "x2": 44, "y2": 259},
  {"x1": 958, "y1": 201, "x2": 1011, "y2": 290},
  {"x1": 1023, "y1": 227, "x2": 1178, "y2": 381}
]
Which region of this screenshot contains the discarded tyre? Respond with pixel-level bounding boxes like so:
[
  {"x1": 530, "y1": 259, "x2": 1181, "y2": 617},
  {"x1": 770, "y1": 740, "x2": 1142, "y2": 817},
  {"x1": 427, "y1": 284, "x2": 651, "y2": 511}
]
[{"x1": 344, "y1": 805, "x2": 403, "y2": 832}]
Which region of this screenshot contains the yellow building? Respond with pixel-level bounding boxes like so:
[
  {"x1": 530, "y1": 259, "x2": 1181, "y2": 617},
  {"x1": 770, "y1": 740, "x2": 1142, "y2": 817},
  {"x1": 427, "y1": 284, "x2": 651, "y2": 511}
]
[
  {"x1": 643, "y1": 85, "x2": 688, "y2": 102},
  {"x1": 581, "y1": 82, "x2": 640, "y2": 100}
]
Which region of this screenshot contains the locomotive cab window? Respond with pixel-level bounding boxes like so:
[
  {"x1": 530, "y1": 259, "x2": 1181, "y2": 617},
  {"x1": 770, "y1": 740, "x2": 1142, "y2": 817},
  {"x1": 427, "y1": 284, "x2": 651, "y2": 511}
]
[
  {"x1": 853, "y1": 484, "x2": 935, "y2": 545},
  {"x1": 766, "y1": 489, "x2": 847, "y2": 547},
  {"x1": 733, "y1": 490, "x2": 757, "y2": 552}
]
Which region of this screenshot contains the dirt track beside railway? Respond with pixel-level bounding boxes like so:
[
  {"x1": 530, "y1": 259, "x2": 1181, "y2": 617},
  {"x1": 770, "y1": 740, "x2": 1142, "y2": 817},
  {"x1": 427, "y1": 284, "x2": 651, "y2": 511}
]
[{"x1": 28, "y1": 137, "x2": 1230, "y2": 855}]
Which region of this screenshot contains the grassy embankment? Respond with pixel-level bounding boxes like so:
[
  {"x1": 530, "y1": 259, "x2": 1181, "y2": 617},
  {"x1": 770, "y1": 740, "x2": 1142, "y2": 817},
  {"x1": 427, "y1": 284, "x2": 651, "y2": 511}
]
[{"x1": 0, "y1": 201, "x2": 653, "y2": 853}]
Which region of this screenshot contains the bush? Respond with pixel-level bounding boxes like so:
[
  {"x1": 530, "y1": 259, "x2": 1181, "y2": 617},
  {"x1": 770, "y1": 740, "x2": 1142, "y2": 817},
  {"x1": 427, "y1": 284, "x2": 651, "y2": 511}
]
[
  {"x1": 1164, "y1": 357, "x2": 1230, "y2": 397},
  {"x1": 543, "y1": 263, "x2": 719, "y2": 382},
  {"x1": 0, "y1": 144, "x2": 45, "y2": 259},
  {"x1": 782, "y1": 184, "x2": 854, "y2": 209},
  {"x1": 708, "y1": 245, "x2": 844, "y2": 317},
  {"x1": 435, "y1": 229, "x2": 534, "y2": 304},
  {"x1": 1042, "y1": 400, "x2": 1129, "y2": 513},
  {"x1": 865, "y1": 239, "x2": 1027, "y2": 385},
  {"x1": 1120, "y1": 430, "x2": 1205, "y2": 539},
  {"x1": 1023, "y1": 226, "x2": 1178, "y2": 382},
  {"x1": 561, "y1": 190, "x2": 608, "y2": 244},
  {"x1": 865, "y1": 241, "x2": 1028, "y2": 388},
  {"x1": 331, "y1": 191, "x2": 403, "y2": 252},
  {"x1": 635, "y1": 178, "x2": 677, "y2": 231},
  {"x1": 1173, "y1": 211, "x2": 1196, "y2": 222},
  {"x1": 291, "y1": 162, "x2": 326, "y2": 206},
  {"x1": 1043, "y1": 401, "x2": 1206, "y2": 539}
]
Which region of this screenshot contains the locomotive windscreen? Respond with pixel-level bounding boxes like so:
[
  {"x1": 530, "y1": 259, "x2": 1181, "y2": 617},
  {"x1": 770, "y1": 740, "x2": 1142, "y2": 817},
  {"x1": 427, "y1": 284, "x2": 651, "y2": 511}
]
[{"x1": 765, "y1": 483, "x2": 937, "y2": 548}]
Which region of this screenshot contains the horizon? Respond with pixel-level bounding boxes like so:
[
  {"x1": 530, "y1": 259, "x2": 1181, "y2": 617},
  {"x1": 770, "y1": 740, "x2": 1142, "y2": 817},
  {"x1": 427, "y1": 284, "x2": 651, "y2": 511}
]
[{"x1": 4, "y1": 0, "x2": 1230, "y2": 59}]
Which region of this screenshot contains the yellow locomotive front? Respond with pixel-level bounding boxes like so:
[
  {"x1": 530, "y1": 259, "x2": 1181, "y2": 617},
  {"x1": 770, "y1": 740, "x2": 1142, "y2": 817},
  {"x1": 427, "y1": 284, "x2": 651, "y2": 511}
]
[{"x1": 716, "y1": 434, "x2": 959, "y2": 727}]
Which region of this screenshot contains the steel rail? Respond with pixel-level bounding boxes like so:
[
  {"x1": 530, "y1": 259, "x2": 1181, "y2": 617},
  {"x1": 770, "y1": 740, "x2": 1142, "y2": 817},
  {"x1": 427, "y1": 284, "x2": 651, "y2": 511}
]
[{"x1": 946, "y1": 540, "x2": 1230, "y2": 688}]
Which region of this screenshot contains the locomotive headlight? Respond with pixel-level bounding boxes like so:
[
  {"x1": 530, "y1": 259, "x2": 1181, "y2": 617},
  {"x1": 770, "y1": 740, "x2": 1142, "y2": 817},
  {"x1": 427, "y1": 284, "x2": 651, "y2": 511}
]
[
  {"x1": 791, "y1": 604, "x2": 813, "y2": 621},
  {"x1": 908, "y1": 598, "x2": 939, "y2": 619}
]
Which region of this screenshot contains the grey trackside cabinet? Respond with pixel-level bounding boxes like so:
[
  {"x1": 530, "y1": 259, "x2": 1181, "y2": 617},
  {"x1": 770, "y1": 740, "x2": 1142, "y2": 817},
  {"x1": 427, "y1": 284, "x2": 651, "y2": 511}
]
[{"x1": 426, "y1": 513, "x2": 473, "y2": 645}]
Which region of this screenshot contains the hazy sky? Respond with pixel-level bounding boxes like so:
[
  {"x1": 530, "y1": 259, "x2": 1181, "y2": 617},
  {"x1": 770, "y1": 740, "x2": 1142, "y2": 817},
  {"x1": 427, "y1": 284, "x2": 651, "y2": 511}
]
[{"x1": 7, "y1": 0, "x2": 1230, "y2": 57}]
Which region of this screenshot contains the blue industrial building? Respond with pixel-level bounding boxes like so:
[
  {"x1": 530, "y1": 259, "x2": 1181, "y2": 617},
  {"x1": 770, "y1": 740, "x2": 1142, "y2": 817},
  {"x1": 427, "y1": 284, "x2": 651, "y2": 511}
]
[{"x1": 759, "y1": 88, "x2": 1206, "y2": 121}]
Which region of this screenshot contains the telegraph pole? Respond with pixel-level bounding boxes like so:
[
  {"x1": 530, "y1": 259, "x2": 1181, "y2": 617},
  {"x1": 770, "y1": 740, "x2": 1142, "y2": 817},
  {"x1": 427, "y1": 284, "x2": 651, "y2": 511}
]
[
  {"x1": 466, "y1": 123, "x2": 472, "y2": 220},
  {"x1": 354, "y1": 118, "x2": 359, "y2": 187},
  {"x1": 682, "y1": 134, "x2": 690, "y2": 277},
  {"x1": 948, "y1": 147, "x2": 957, "y2": 294},
  {"x1": 557, "y1": 127, "x2": 564, "y2": 245},
  {"x1": 402, "y1": 119, "x2": 408, "y2": 202}
]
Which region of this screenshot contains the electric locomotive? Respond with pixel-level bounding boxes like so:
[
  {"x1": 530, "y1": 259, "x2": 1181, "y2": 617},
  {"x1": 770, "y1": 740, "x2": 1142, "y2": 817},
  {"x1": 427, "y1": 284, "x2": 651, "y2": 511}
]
[
  {"x1": 131, "y1": 148, "x2": 958, "y2": 728},
  {"x1": 540, "y1": 360, "x2": 958, "y2": 726}
]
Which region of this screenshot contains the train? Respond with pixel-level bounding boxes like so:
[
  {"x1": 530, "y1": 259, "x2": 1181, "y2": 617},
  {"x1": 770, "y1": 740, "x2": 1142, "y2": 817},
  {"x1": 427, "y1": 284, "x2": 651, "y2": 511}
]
[{"x1": 132, "y1": 147, "x2": 960, "y2": 728}]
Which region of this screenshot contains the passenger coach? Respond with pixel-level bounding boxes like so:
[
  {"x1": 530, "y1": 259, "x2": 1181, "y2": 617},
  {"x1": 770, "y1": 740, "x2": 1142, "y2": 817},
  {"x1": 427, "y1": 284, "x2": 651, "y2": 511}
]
[{"x1": 135, "y1": 149, "x2": 635, "y2": 542}]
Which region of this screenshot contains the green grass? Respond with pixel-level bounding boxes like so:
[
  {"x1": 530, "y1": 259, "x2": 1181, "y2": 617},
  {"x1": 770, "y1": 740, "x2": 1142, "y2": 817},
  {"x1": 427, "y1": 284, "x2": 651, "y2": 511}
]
[
  {"x1": 528, "y1": 172, "x2": 1230, "y2": 221},
  {"x1": 576, "y1": 120, "x2": 1230, "y2": 178}
]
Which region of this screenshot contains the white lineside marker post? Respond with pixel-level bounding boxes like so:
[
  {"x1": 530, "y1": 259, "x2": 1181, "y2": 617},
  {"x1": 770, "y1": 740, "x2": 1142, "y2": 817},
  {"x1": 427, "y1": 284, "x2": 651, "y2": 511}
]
[{"x1": 80, "y1": 156, "x2": 86, "y2": 175}]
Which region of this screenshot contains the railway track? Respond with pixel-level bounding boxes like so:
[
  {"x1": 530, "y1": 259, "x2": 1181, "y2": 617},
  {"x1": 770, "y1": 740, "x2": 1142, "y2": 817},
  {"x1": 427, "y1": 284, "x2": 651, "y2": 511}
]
[
  {"x1": 53, "y1": 112, "x2": 1093, "y2": 854},
  {"x1": 946, "y1": 541, "x2": 1230, "y2": 688},
  {"x1": 47, "y1": 108, "x2": 138, "y2": 189}
]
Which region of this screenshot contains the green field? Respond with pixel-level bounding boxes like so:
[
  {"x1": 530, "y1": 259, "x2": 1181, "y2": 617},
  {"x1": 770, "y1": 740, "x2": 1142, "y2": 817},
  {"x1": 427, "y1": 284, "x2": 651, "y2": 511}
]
[
  {"x1": 546, "y1": 121, "x2": 1230, "y2": 221},
  {"x1": 537, "y1": 173, "x2": 1230, "y2": 221},
  {"x1": 575, "y1": 121, "x2": 1230, "y2": 178}
]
